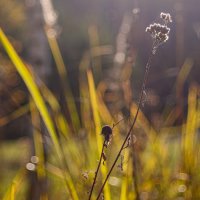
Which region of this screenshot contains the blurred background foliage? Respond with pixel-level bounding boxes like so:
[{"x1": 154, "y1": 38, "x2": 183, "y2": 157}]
[{"x1": 0, "y1": 0, "x2": 200, "y2": 199}]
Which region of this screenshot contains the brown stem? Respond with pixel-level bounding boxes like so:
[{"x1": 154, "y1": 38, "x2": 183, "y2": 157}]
[
  {"x1": 88, "y1": 139, "x2": 106, "y2": 200},
  {"x1": 131, "y1": 132, "x2": 140, "y2": 200},
  {"x1": 96, "y1": 48, "x2": 155, "y2": 200},
  {"x1": 112, "y1": 117, "x2": 127, "y2": 128}
]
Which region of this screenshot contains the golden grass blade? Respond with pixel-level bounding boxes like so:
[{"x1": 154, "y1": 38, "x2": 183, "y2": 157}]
[
  {"x1": 176, "y1": 58, "x2": 194, "y2": 91},
  {"x1": 40, "y1": 83, "x2": 70, "y2": 138},
  {"x1": 97, "y1": 82, "x2": 114, "y2": 124},
  {"x1": 79, "y1": 53, "x2": 94, "y2": 132},
  {"x1": 120, "y1": 149, "x2": 130, "y2": 200},
  {"x1": 46, "y1": 32, "x2": 81, "y2": 131},
  {"x1": 88, "y1": 25, "x2": 102, "y2": 80},
  {"x1": 182, "y1": 84, "x2": 198, "y2": 169},
  {"x1": 30, "y1": 99, "x2": 46, "y2": 181},
  {"x1": 30, "y1": 100, "x2": 48, "y2": 200},
  {"x1": 0, "y1": 28, "x2": 79, "y2": 200},
  {"x1": 96, "y1": 81, "x2": 122, "y2": 146},
  {"x1": 10, "y1": 183, "x2": 15, "y2": 200},
  {"x1": 87, "y1": 69, "x2": 111, "y2": 200},
  {"x1": 3, "y1": 169, "x2": 26, "y2": 200},
  {"x1": 130, "y1": 102, "x2": 157, "y2": 137},
  {"x1": 163, "y1": 58, "x2": 194, "y2": 125},
  {"x1": 0, "y1": 28, "x2": 59, "y2": 151},
  {"x1": 22, "y1": 66, "x2": 71, "y2": 137},
  {"x1": 0, "y1": 104, "x2": 29, "y2": 127}
]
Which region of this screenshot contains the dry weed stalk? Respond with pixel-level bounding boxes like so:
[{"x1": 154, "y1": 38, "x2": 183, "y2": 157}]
[{"x1": 95, "y1": 12, "x2": 172, "y2": 200}]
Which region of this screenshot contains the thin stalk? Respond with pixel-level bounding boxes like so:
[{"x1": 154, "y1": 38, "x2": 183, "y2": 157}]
[
  {"x1": 131, "y1": 132, "x2": 140, "y2": 200},
  {"x1": 96, "y1": 47, "x2": 155, "y2": 200},
  {"x1": 88, "y1": 140, "x2": 106, "y2": 200},
  {"x1": 112, "y1": 116, "x2": 129, "y2": 128}
]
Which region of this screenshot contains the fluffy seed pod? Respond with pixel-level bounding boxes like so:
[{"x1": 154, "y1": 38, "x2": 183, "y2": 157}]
[{"x1": 101, "y1": 125, "x2": 112, "y2": 142}]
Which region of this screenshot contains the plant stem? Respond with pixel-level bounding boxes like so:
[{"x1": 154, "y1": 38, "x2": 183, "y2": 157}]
[
  {"x1": 131, "y1": 132, "x2": 140, "y2": 200},
  {"x1": 96, "y1": 48, "x2": 155, "y2": 200},
  {"x1": 88, "y1": 139, "x2": 106, "y2": 200}
]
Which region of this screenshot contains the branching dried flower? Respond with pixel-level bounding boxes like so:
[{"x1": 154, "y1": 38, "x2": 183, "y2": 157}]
[
  {"x1": 146, "y1": 23, "x2": 170, "y2": 43},
  {"x1": 145, "y1": 12, "x2": 172, "y2": 53}
]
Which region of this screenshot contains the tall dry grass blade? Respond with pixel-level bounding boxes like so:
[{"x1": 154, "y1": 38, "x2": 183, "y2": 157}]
[
  {"x1": 87, "y1": 69, "x2": 111, "y2": 200},
  {"x1": 182, "y1": 84, "x2": 198, "y2": 170},
  {"x1": 0, "y1": 28, "x2": 79, "y2": 200},
  {"x1": 0, "y1": 104, "x2": 29, "y2": 127},
  {"x1": 164, "y1": 58, "x2": 194, "y2": 125},
  {"x1": 10, "y1": 184, "x2": 15, "y2": 200},
  {"x1": 3, "y1": 169, "x2": 25, "y2": 200},
  {"x1": 88, "y1": 25, "x2": 102, "y2": 80},
  {"x1": 79, "y1": 53, "x2": 92, "y2": 130},
  {"x1": 23, "y1": 67, "x2": 71, "y2": 137},
  {"x1": 176, "y1": 58, "x2": 194, "y2": 90},
  {"x1": 30, "y1": 100, "x2": 46, "y2": 181},
  {"x1": 130, "y1": 102, "x2": 157, "y2": 137},
  {"x1": 79, "y1": 53, "x2": 99, "y2": 169},
  {"x1": 120, "y1": 149, "x2": 130, "y2": 200},
  {"x1": 30, "y1": 99, "x2": 48, "y2": 200},
  {"x1": 96, "y1": 82, "x2": 122, "y2": 147},
  {"x1": 97, "y1": 82, "x2": 114, "y2": 124},
  {"x1": 40, "y1": 82, "x2": 70, "y2": 138},
  {"x1": 46, "y1": 32, "x2": 81, "y2": 131}
]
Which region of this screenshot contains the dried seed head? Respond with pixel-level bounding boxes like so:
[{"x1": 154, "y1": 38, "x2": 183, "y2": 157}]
[
  {"x1": 146, "y1": 23, "x2": 170, "y2": 43},
  {"x1": 146, "y1": 13, "x2": 172, "y2": 45},
  {"x1": 101, "y1": 125, "x2": 112, "y2": 143},
  {"x1": 156, "y1": 32, "x2": 169, "y2": 42},
  {"x1": 160, "y1": 12, "x2": 172, "y2": 23},
  {"x1": 160, "y1": 25, "x2": 170, "y2": 34}
]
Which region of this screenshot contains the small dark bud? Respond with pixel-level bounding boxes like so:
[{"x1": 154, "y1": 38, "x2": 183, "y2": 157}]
[{"x1": 101, "y1": 125, "x2": 112, "y2": 142}]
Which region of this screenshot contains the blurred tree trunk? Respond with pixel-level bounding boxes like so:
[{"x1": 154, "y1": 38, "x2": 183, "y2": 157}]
[{"x1": 25, "y1": 0, "x2": 51, "y2": 199}]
